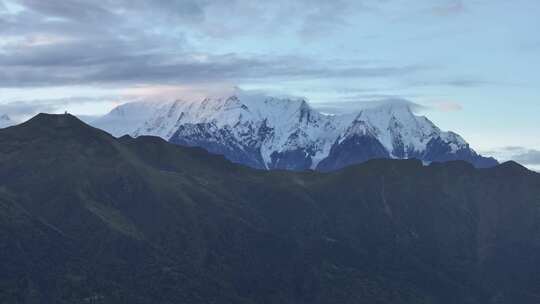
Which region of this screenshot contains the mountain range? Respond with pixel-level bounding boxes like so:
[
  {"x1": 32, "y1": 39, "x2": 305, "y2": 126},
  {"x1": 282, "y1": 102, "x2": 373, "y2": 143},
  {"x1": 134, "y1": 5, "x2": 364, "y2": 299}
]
[
  {"x1": 0, "y1": 113, "x2": 538, "y2": 303},
  {"x1": 91, "y1": 94, "x2": 497, "y2": 171}
]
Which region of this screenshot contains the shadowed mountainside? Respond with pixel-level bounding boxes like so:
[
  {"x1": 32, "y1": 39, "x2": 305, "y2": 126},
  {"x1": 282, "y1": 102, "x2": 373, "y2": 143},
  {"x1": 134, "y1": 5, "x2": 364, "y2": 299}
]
[{"x1": 0, "y1": 114, "x2": 538, "y2": 304}]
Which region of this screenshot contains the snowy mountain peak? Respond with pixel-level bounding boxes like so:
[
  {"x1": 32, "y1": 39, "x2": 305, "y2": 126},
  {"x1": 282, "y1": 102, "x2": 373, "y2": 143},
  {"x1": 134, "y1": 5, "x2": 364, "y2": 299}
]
[
  {"x1": 90, "y1": 94, "x2": 497, "y2": 170},
  {"x1": 0, "y1": 114, "x2": 14, "y2": 128}
]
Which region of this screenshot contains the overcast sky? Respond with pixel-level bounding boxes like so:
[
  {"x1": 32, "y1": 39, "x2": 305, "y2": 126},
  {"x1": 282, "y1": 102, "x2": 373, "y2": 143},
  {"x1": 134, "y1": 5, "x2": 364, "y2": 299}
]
[{"x1": 0, "y1": 0, "x2": 539, "y2": 168}]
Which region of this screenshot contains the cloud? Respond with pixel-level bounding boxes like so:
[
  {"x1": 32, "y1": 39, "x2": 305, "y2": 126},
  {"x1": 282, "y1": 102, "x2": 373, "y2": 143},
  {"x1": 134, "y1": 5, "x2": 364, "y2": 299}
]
[
  {"x1": 296, "y1": 0, "x2": 357, "y2": 39},
  {"x1": 314, "y1": 96, "x2": 461, "y2": 115},
  {"x1": 0, "y1": 0, "x2": 436, "y2": 90},
  {"x1": 1, "y1": 0, "x2": 527, "y2": 123},
  {"x1": 410, "y1": 78, "x2": 498, "y2": 88},
  {"x1": 0, "y1": 96, "x2": 118, "y2": 120},
  {"x1": 482, "y1": 146, "x2": 540, "y2": 168},
  {"x1": 512, "y1": 149, "x2": 540, "y2": 166},
  {"x1": 431, "y1": 101, "x2": 463, "y2": 112},
  {"x1": 0, "y1": 100, "x2": 56, "y2": 117},
  {"x1": 431, "y1": 0, "x2": 465, "y2": 17},
  {"x1": 312, "y1": 97, "x2": 427, "y2": 114},
  {"x1": 5, "y1": 0, "x2": 367, "y2": 40},
  {"x1": 0, "y1": 40, "x2": 427, "y2": 87},
  {"x1": 120, "y1": 83, "x2": 239, "y2": 102}
]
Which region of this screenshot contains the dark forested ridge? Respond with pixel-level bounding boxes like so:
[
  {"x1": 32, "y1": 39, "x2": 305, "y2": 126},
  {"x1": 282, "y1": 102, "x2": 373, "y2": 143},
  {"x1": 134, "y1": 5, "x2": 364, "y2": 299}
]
[{"x1": 1, "y1": 114, "x2": 539, "y2": 304}]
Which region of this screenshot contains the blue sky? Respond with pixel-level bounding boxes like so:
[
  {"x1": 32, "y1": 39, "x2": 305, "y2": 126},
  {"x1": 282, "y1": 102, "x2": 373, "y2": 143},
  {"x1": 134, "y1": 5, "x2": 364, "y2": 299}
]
[{"x1": 0, "y1": 0, "x2": 539, "y2": 168}]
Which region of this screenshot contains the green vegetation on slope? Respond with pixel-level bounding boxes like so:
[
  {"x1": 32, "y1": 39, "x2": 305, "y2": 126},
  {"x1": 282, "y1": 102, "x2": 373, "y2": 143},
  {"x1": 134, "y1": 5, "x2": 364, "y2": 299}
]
[{"x1": 0, "y1": 114, "x2": 539, "y2": 304}]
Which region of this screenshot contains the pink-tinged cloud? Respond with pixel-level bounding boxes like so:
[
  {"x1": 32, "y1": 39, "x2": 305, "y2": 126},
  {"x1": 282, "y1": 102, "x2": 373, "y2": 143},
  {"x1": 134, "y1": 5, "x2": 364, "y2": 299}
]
[
  {"x1": 433, "y1": 101, "x2": 463, "y2": 112},
  {"x1": 120, "y1": 84, "x2": 238, "y2": 102}
]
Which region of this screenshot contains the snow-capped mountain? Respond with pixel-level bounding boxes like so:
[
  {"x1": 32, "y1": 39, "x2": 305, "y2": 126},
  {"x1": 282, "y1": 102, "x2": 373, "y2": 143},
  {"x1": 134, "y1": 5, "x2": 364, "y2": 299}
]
[
  {"x1": 0, "y1": 114, "x2": 15, "y2": 128},
  {"x1": 91, "y1": 94, "x2": 497, "y2": 171}
]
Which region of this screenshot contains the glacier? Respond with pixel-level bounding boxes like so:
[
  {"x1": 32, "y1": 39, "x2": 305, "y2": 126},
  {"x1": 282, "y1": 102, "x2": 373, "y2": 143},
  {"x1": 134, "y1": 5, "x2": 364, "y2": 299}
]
[{"x1": 90, "y1": 93, "x2": 497, "y2": 171}]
